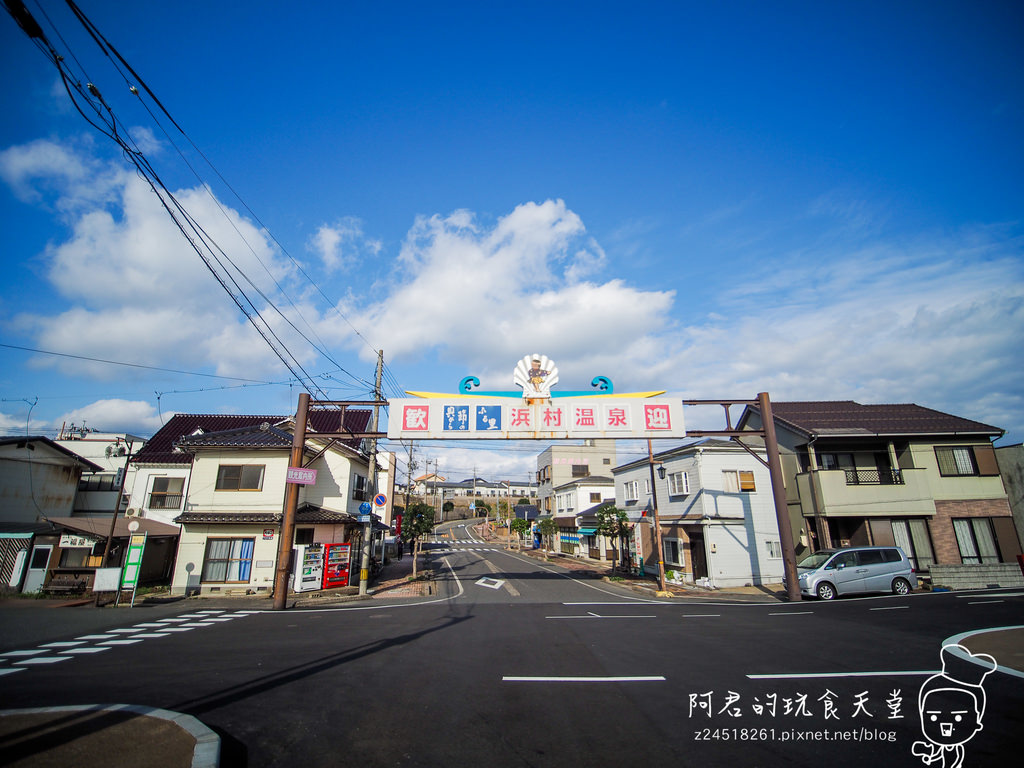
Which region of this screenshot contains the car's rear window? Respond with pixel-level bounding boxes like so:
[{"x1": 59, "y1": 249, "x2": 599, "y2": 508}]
[{"x1": 881, "y1": 548, "x2": 903, "y2": 563}]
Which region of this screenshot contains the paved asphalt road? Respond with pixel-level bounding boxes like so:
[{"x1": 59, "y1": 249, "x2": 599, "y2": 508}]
[{"x1": 1, "y1": 521, "x2": 1021, "y2": 767}]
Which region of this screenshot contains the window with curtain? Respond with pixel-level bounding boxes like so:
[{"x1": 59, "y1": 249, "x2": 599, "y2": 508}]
[
  {"x1": 723, "y1": 470, "x2": 756, "y2": 493},
  {"x1": 953, "y1": 519, "x2": 1000, "y2": 564},
  {"x1": 201, "y1": 538, "x2": 255, "y2": 582},
  {"x1": 892, "y1": 519, "x2": 935, "y2": 571},
  {"x1": 668, "y1": 471, "x2": 689, "y2": 495},
  {"x1": 935, "y1": 447, "x2": 977, "y2": 476},
  {"x1": 215, "y1": 465, "x2": 264, "y2": 491}
]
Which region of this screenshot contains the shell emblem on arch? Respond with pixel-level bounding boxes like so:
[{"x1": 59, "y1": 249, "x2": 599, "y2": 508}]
[{"x1": 513, "y1": 354, "x2": 559, "y2": 399}]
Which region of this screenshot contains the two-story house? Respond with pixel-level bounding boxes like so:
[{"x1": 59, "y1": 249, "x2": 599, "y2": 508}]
[
  {"x1": 613, "y1": 439, "x2": 781, "y2": 587},
  {"x1": 536, "y1": 439, "x2": 616, "y2": 515},
  {"x1": 168, "y1": 413, "x2": 376, "y2": 596},
  {"x1": 737, "y1": 401, "x2": 1022, "y2": 574}
]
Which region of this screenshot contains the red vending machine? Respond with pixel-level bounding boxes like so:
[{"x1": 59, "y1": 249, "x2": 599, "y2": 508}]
[{"x1": 322, "y1": 542, "x2": 352, "y2": 588}]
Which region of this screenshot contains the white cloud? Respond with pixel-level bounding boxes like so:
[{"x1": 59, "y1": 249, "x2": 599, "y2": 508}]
[
  {"x1": 56, "y1": 399, "x2": 166, "y2": 435},
  {"x1": 5, "y1": 137, "x2": 304, "y2": 381},
  {"x1": 354, "y1": 200, "x2": 675, "y2": 389},
  {"x1": 308, "y1": 217, "x2": 382, "y2": 272},
  {"x1": 667, "y1": 226, "x2": 1024, "y2": 439}
]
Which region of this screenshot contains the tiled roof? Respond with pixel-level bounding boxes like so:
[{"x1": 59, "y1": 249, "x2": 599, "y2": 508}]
[
  {"x1": 132, "y1": 410, "x2": 372, "y2": 465},
  {"x1": 753, "y1": 401, "x2": 1003, "y2": 438},
  {"x1": 295, "y1": 504, "x2": 357, "y2": 524},
  {"x1": 175, "y1": 511, "x2": 282, "y2": 524},
  {"x1": 47, "y1": 516, "x2": 180, "y2": 538},
  {"x1": 176, "y1": 424, "x2": 295, "y2": 450}
]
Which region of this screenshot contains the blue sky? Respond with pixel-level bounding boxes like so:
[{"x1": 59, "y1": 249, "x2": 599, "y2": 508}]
[{"x1": 2, "y1": 1, "x2": 1022, "y2": 482}]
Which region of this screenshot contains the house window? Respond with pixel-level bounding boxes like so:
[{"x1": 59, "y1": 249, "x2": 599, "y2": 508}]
[
  {"x1": 623, "y1": 480, "x2": 639, "y2": 502},
  {"x1": 953, "y1": 519, "x2": 1000, "y2": 564},
  {"x1": 603, "y1": 458, "x2": 611, "y2": 465},
  {"x1": 664, "y1": 538, "x2": 683, "y2": 566},
  {"x1": 59, "y1": 548, "x2": 91, "y2": 567},
  {"x1": 589, "y1": 492, "x2": 603, "y2": 503},
  {"x1": 723, "y1": 470, "x2": 756, "y2": 493},
  {"x1": 215, "y1": 465, "x2": 264, "y2": 491},
  {"x1": 148, "y1": 477, "x2": 184, "y2": 509},
  {"x1": 819, "y1": 453, "x2": 854, "y2": 470},
  {"x1": 352, "y1": 474, "x2": 368, "y2": 501},
  {"x1": 935, "y1": 445, "x2": 1000, "y2": 477},
  {"x1": 766, "y1": 540, "x2": 783, "y2": 558},
  {"x1": 201, "y1": 538, "x2": 255, "y2": 582},
  {"x1": 571, "y1": 463, "x2": 589, "y2": 478},
  {"x1": 294, "y1": 528, "x2": 314, "y2": 545},
  {"x1": 891, "y1": 519, "x2": 935, "y2": 571},
  {"x1": 78, "y1": 474, "x2": 120, "y2": 492},
  {"x1": 668, "y1": 471, "x2": 689, "y2": 495}
]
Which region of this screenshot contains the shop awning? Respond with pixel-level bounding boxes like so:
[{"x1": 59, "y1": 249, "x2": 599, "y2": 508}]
[{"x1": 577, "y1": 527, "x2": 597, "y2": 536}]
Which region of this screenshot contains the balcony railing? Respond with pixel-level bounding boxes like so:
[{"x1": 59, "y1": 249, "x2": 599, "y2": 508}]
[
  {"x1": 843, "y1": 469, "x2": 904, "y2": 486},
  {"x1": 148, "y1": 493, "x2": 183, "y2": 509}
]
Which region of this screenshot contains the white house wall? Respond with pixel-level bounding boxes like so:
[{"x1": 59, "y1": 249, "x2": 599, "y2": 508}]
[
  {"x1": 124, "y1": 465, "x2": 191, "y2": 527},
  {"x1": 615, "y1": 444, "x2": 784, "y2": 587},
  {"x1": 171, "y1": 523, "x2": 279, "y2": 595}
]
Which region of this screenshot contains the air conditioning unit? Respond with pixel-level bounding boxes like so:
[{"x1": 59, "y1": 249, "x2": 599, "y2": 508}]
[{"x1": 125, "y1": 508, "x2": 145, "y2": 518}]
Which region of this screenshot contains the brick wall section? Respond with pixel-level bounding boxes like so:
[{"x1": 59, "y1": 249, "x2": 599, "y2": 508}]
[
  {"x1": 930, "y1": 563, "x2": 1024, "y2": 590},
  {"x1": 931, "y1": 499, "x2": 1013, "y2": 564}
]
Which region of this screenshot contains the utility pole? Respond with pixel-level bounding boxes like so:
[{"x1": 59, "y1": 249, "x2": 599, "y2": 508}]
[
  {"x1": 759, "y1": 392, "x2": 801, "y2": 603},
  {"x1": 358, "y1": 351, "x2": 384, "y2": 596},
  {"x1": 274, "y1": 391, "x2": 310, "y2": 610},
  {"x1": 647, "y1": 439, "x2": 668, "y2": 593},
  {"x1": 95, "y1": 437, "x2": 135, "y2": 607}
]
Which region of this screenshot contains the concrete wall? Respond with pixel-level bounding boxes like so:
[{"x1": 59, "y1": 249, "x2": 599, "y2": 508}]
[
  {"x1": 930, "y1": 563, "x2": 1024, "y2": 590},
  {"x1": 995, "y1": 444, "x2": 1024, "y2": 551}
]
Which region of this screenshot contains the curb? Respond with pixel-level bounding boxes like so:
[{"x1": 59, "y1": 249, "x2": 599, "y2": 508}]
[{"x1": 0, "y1": 704, "x2": 220, "y2": 768}]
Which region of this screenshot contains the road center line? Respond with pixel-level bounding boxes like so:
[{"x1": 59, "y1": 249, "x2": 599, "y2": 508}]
[{"x1": 870, "y1": 605, "x2": 910, "y2": 611}]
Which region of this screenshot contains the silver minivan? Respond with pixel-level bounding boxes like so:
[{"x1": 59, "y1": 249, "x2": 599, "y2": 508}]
[{"x1": 792, "y1": 545, "x2": 918, "y2": 600}]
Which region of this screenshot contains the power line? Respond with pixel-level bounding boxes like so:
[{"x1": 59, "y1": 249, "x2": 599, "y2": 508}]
[{"x1": 0, "y1": 342, "x2": 278, "y2": 383}]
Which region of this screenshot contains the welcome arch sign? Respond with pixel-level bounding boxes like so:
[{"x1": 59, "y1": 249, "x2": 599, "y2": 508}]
[{"x1": 386, "y1": 354, "x2": 685, "y2": 441}]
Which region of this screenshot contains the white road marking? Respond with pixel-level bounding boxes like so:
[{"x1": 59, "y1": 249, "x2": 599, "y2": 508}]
[
  {"x1": 14, "y1": 656, "x2": 73, "y2": 665},
  {"x1": 476, "y1": 577, "x2": 505, "y2": 590},
  {"x1": 40, "y1": 641, "x2": 85, "y2": 648},
  {"x1": 504, "y1": 676, "x2": 665, "y2": 683},
  {"x1": 60, "y1": 647, "x2": 112, "y2": 654},
  {"x1": 0, "y1": 650, "x2": 47, "y2": 657},
  {"x1": 870, "y1": 605, "x2": 909, "y2": 611}
]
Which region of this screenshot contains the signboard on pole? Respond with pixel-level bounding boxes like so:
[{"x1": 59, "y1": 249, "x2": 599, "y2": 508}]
[
  {"x1": 286, "y1": 466, "x2": 318, "y2": 485},
  {"x1": 373, "y1": 493, "x2": 387, "y2": 508}
]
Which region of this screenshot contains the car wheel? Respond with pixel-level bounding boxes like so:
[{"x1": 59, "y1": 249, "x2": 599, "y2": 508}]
[
  {"x1": 816, "y1": 582, "x2": 836, "y2": 601},
  {"x1": 892, "y1": 577, "x2": 911, "y2": 596}
]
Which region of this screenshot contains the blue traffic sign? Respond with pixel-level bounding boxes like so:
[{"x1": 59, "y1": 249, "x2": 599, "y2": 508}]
[
  {"x1": 374, "y1": 493, "x2": 387, "y2": 507},
  {"x1": 359, "y1": 501, "x2": 372, "y2": 515}
]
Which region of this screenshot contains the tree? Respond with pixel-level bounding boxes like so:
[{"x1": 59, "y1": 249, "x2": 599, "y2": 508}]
[
  {"x1": 442, "y1": 500, "x2": 454, "y2": 515},
  {"x1": 509, "y1": 517, "x2": 531, "y2": 549},
  {"x1": 536, "y1": 517, "x2": 558, "y2": 552},
  {"x1": 595, "y1": 503, "x2": 630, "y2": 572},
  {"x1": 403, "y1": 502, "x2": 435, "y2": 577}
]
